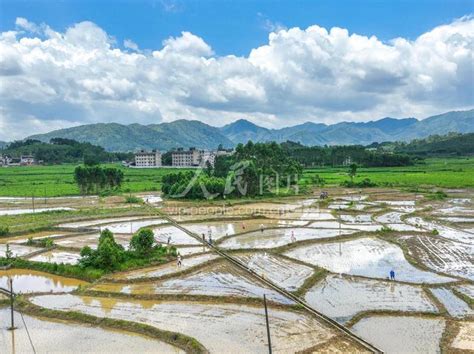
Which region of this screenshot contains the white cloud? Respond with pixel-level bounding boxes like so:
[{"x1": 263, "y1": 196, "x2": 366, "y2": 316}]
[
  {"x1": 0, "y1": 17, "x2": 473, "y2": 141},
  {"x1": 124, "y1": 39, "x2": 139, "y2": 51},
  {"x1": 15, "y1": 17, "x2": 40, "y2": 33}
]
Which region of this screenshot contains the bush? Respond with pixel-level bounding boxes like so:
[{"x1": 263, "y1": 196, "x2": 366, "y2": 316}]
[
  {"x1": 125, "y1": 195, "x2": 143, "y2": 204},
  {"x1": 129, "y1": 228, "x2": 155, "y2": 256}
]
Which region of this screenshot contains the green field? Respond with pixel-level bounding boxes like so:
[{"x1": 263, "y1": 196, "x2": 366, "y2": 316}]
[
  {"x1": 0, "y1": 164, "x2": 191, "y2": 197},
  {"x1": 0, "y1": 158, "x2": 473, "y2": 197},
  {"x1": 302, "y1": 157, "x2": 474, "y2": 189}
]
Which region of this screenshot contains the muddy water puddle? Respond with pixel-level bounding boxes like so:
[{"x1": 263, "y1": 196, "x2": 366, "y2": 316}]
[
  {"x1": 398, "y1": 235, "x2": 474, "y2": 281},
  {"x1": 93, "y1": 262, "x2": 292, "y2": 305},
  {"x1": 0, "y1": 269, "x2": 87, "y2": 293},
  {"x1": 220, "y1": 228, "x2": 356, "y2": 249},
  {"x1": 234, "y1": 253, "x2": 314, "y2": 291},
  {"x1": 285, "y1": 237, "x2": 454, "y2": 284},
  {"x1": 0, "y1": 308, "x2": 181, "y2": 353},
  {"x1": 304, "y1": 275, "x2": 438, "y2": 323},
  {"x1": 430, "y1": 288, "x2": 474, "y2": 318},
  {"x1": 30, "y1": 250, "x2": 81, "y2": 265},
  {"x1": 31, "y1": 294, "x2": 342, "y2": 353},
  {"x1": 352, "y1": 315, "x2": 445, "y2": 354},
  {"x1": 110, "y1": 253, "x2": 220, "y2": 280}
]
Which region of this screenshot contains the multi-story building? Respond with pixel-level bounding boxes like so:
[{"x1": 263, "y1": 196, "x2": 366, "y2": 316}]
[
  {"x1": 171, "y1": 148, "x2": 220, "y2": 167},
  {"x1": 134, "y1": 150, "x2": 162, "y2": 168},
  {"x1": 172, "y1": 148, "x2": 201, "y2": 167}
]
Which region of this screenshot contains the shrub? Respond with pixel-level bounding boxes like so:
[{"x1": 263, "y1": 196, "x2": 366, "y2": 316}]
[
  {"x1": 125, "y1": 195, "x2": 143, "y2": 204},
  {"x1": 129, "y1": 228, "x2": 155, "y2": 256}
]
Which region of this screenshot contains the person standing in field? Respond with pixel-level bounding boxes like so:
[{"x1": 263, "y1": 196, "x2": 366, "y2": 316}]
[
  {"x1": 291, "y1": 230, "x2": 296, "y2": 243},
  {"x1": 260, "y1": 224, "x2": 264, "y2": 232},
  {"x1": 390, "y1": 269, "x2": 395, "y2": 280},
  {"x1": 202, "y1": 233, "x2": 206, "y2": 243},
  {"x1": 177, "y1": 254, "x2": 182, "y2": 267}
]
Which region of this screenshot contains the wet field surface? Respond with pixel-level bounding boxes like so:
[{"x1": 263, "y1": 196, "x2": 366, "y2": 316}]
[{"x1": 1, "y1": 190, "x2": 473, "y2": 352}]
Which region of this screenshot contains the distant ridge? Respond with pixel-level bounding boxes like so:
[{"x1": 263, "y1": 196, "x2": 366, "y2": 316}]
[{"x1": 27, "y1": 109, "x2": 474, "y2": 151}]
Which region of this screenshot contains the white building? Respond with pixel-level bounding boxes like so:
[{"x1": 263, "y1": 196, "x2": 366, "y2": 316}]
[
  {"x1": 171, "y1": 148, "x2": 218, "y2": 167},
  {"x1": 20, "y1": 155, "x2": 35, "y2": 165},
  {"x1": 134, "y1": 150, "x2": 162, "y2": 168}
]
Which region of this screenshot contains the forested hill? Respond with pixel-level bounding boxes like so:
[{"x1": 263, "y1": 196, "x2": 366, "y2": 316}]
[
  {"x1": 27, "y1": 109, "x2": 474, "y2": 151},
  {"x1": 1, "y1": 138, "x2": 131, "y2": 164},
  {"x1": 390, "y1": 133, "x2": 474, "y2": 156}
]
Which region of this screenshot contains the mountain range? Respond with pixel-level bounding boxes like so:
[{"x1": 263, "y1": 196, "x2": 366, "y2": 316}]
[{"x1": 26, "y1": 109, "x2": 474, "y2": 152}]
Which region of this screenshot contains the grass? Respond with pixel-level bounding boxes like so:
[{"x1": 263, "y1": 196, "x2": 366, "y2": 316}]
[
  {"x1": 301, "y1": 157, "x2": 474, "y2": 189},
  {"x1": 0, "y1": 206, "x2": 157, "y2": 234},
  {"x1": 1, "y1": 158, "x2": 473, "y2": 198},
  {"x1": 0, "y1": 164, "x2": 191, "y2": 197}
]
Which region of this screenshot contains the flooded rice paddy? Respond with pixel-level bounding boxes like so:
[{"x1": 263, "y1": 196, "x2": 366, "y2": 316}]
[
  {"x1": 110, "y1": 253, "x2": 220, "y2": 280},
  {"x1": 31, "y1": 294, "x2": 344, "y2": 353},
  {"x1": 0, "y1": 269, "x2": 87, "y2": 293},
  {"x1": 285, "y1": 237, "x2": 455, "y2": 283},
  {"x1": 304, "y1": 275, "x2": 438, "y2": 323},
  {"x1": 352, "y1": 316, "x2": 445, "y2": 354},
  {"x1": 429, "y1": 288, "x2": 474, "y2": 318},
  {"x1": 234, "y1": 253, "x2": 314, "y2": 291},
  {"x1": 398, "y1": 235, "x2": 474, "y2": 281},
  {"x1": 0, "y1": 244, "x2": 39, "y2": 258},
  {"x1": 219, "y1": 227, "x2": 356, "y2": 249},
  {"x1": 93, "y1": 262, "x2": 293, "y2": 304},
  {"x1": 0, "y1": 207, "x2": 75, "y2": 216},
  {"x1": 29, "y1": 250, "x2": 82, "y2": 265},
  {"x1": 3, "y1": 190, "x2": 474, "y2": 352},
  {"x1": 0, "y1": 309, "x2": 181, "y2": 353}
]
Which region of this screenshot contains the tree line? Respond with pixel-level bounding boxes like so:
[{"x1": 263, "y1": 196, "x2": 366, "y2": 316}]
[
  {"x1": 1, "y1": 138, "x2": 133, "y2": 164},
  {"x1": 74, "y1": 165, "x2": 124, "y2": 194},
  {"x1": 162, "y1": 141, "x2": 302, "y2": 199},
  {"x1": 281, "y1": 141, "x2": 414, "y2": 167}
]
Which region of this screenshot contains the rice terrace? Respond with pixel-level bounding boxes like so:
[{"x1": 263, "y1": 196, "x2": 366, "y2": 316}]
[{"x1": 1, "y1": 0, "x2": 474, "y2": 353}]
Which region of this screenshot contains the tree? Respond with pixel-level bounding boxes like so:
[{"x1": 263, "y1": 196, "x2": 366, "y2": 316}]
[
  {"x1": 129, "y1": 228, "x2": 155, "y2": 256},
  {"x1": 80, "y1": 229, "x2": 125, "y2": 270},
  {"x1": 348, "y1": 163, "x2": 358, "y2": 182}
]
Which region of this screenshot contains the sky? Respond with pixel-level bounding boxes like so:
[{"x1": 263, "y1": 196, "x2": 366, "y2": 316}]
[{"x1": 0, "y1": 0, "x2": 473, "y2": 140}]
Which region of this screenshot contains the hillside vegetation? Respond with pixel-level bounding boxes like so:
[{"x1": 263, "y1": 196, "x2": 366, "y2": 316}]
[{"x1": 26, "y1": 109, "x2": 474, "y2": 151}]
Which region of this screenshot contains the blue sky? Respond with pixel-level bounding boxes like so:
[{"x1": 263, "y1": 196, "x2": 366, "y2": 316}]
[
  {"x1": 0, "y1": 0, "x2": 472, "y2": 140},
  {"x1": 1, "y1": 0, "x2": 472, "y2": 55}
]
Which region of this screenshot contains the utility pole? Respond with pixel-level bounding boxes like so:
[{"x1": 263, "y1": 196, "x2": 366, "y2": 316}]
[
  {"x1": 263, "y1": 294, "x2": 272, "y2": 354},
  {"x1": 8, "y1": 278, "x2": 15, "y2": 330},
  {"x1": 32, "y1": 195, "x2": 35, "y2": 213}
]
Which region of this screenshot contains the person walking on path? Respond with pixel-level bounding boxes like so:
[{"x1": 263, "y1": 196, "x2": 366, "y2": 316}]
[
  {"x1": 390, "y1": 269, "x2": 395, "y2": 280},
  {"x1": 177, "y1": 255, "x2": 182, "y2": 267}
]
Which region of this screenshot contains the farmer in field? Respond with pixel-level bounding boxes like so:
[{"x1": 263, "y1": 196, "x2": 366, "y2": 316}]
[
  {"x1": 260, "y1": 224, "x2": 264, "y2": 232},
  {"x1": 290, "y1": 230, "x2": 296, "y2": 243},
  {"x1": 390, "y1": 269, "x2": 395, "y2": 280},
  {"x1": 202, "y1": 233, "x2": 206, "y2": 243},
  {"x1": 167, "y1": 236, "x2": 171, "y2": 245},
  {"x1": 177, "y1": 254, "x2": 182, "y2": 267}
]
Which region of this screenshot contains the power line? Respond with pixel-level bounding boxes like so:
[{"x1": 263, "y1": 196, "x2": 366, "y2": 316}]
[{"x1": 18, "y1": 310, "x2": 37, "y2": 354}]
